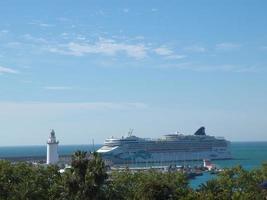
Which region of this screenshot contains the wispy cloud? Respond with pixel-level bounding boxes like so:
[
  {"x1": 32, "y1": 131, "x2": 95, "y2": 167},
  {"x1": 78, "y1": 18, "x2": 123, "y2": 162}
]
[
  {"x1": 43, "y1": 86, "x2": 73, "y2": 90},
  {"x1": 0, "y1": 102, "x2": 148, "y2": 113},
  {"x1": 157, "y1": 62, "x2": 259, "y2": 72},
  {"x1": 28, "y1": 21, "x2": 55, "y2": 28},
  {"x1": 39, "y1": 23, "x2": 55, "y2": 28},
  {"x1": 16, "y1": 33, "x2": 186, "y2": 61},
  {"x1": 123, "y1": 8, "x2": 129, "y2": 13},
  {"x1": 216, "y1": 42, "x2": 240, "y2": 50},
  {"x1": 154, "y1": 47, "x2": 173, "y2": 56},
  {"x1": 98, "y1": 10, "x2": 106, "y2": 15},
  {"x1": 184, "y1": 45, "x2": 206, "y2": 53},
  {"x1": 189, "y1": 64, "x2": 246, "y2": 72},
  {"x1": 154, "y1": 47, "x2": 186, "y2": 60},
  {"x1": 22, "y1": 34, "x2": 49, "y2": 44},
  {"x1": 165, "y1": 55, "x2": 186, "y2": 60},
  {"x1": 6, "y1": 42, "x2": 22, "y2": 48},
  {"x1": 0, "y1": 66, "x2": 19, "y2": 74},
  {"x1": 49, "y1": 38, "x2": 148, "y2": 59},
  {"x1": 135, "y1": 36, "x2": 145, "y2": 40},
  {"x1": 0, "y1": 30, "x2": 9, "y2": 38},
  {"x1": 0, "y1": 29, "x2": 9, "y2": 34}
]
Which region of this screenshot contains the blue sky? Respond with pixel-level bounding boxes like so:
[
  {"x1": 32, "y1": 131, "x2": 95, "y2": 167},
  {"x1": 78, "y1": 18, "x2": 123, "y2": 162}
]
[{"x1": 0, "y1": 0, "x2": 267, "y2": 145}]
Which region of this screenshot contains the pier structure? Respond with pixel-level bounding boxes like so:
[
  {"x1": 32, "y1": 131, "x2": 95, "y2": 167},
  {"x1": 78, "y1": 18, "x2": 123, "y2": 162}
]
[{"x1": 46, "y1": 129, "x2": 59, "y2": 164}]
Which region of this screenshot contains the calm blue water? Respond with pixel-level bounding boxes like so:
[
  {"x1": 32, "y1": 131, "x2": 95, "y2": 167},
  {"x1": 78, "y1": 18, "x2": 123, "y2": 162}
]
[
  {"x1": 0, "y1": 144, "x2": 101, "y2": 158},
  {"x1": 0, "y1": 142, "x2": 266, "y2": 187},
  {"x1": 190, "y1": 142, "x2": 267, "y2": 188}
]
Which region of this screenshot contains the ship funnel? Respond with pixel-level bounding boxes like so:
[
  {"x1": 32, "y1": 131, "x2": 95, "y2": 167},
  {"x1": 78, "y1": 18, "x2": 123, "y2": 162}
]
[{"x1": 194, "y1": 127, "x2": 206, "y2": 136}]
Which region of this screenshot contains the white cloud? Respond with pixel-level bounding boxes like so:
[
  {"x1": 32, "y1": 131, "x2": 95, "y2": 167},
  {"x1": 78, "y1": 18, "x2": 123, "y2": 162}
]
[
  {"x1": 165, "y1": 55, "x2": 186, "y2": 60},
  {"x1": 135, "y1": 36, "x2": 145, "y2": 40},
  {"x1": 39, "y1": 23, "x2": 54, "y2": 28},
  {"x1": 22, "y1": 34, "x2": 49, "y2": 44},
  {"x1": 44, "y1": 86, "x2": 73, "y2": 90},
  {"x1": 23, "y1": 34, "x2": 185, "y2": 61},
  {"x1": 0, "y1": 29, "x2": 9, "y2": 34},
  {"x1": 151, "y1": 8, "x2": 158, "y2": 12},
  {"x1": 191, "y1": 64, "x2": 240, "y2": 72},
  {"x1": 28, "y1": 21, "x2": 54, "y2": 28},
  {"x1": 0, "y1": 102, "x2": 148, "y2": 113},
  {"x1": 211, "y1": 65, "x2": 257, "y2": 72},
  {"x1": 154, "y1": 47, "x2": 173, "y2": 56},
  {"x1": 216, "y1": 42, "x2": 240, "y2": 50},
  {"x1": 49, "y1": 38, "x2": 148, "y2": 59},
  {"x1": 157, "y1": 63, "x2": 258, "y2": 72},
  {"x1": 184, "y1": 45, "x2": 206, "y2": 53},
  {"x1": 0, "y1": 66, "x2": 19, "y2": 74},
  {"x1": 6, "y1": 42, "x2": 22, "y2": 48},
  {"x1": 0, "y1": 30, "x2": 9, "y2": 37},
  {"x1": 123, "y1": 8, "x2": 129, "y2": 13},
  {"x1": 156, "y1": 62, "x2": 192, "y2": 69},
  {"x1": 57, "y1": 17, "x2": 70, "y2": 22},
  {"x1": 154, "y1": 47, "x2": 186, "y2": 60}
]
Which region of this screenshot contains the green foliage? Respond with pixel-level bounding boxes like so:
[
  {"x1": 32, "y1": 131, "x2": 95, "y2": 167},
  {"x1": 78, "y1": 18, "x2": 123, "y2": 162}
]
[
  {"x1": 197, "y1": 165, "x2": 267, "y2": 200},
  {"x1": 134, "y1": 171, "x2": 190, "y2": 200},
  {"x1": 106, "y1": 169, "x2": 191, "y2": 200},
  {"x1": 62, "y1": 151, "x2": 108, "y2": 200},
  {"x1": 105, "y1": 170, "x2": 139, "y2": 200},
  {"x1": 0, "y1": 160, "x2": 61, "y2": 200},
  {"x1": 0, "y1": 155, "x2": 266, "y2": 200}
]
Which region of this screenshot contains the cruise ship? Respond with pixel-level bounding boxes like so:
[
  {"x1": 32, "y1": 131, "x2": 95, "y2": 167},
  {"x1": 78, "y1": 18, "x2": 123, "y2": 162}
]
[{"x1": 97, "y1": 127, "x2": 232, "y2": 164}]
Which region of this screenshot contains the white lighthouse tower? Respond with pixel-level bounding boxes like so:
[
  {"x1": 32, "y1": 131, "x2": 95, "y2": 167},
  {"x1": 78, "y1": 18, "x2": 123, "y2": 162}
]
[{"x1": 46, "y1": 129, "x2": 59, "y2": 165}]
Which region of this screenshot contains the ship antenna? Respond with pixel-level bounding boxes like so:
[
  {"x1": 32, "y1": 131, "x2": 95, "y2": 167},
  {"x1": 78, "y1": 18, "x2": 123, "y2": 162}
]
[
  {"x1": 128, "y1": 128, "x2": 134, "y2": 136},
  {"x1": 92, "y1": 138, "x2": 95, "y2": 152}
]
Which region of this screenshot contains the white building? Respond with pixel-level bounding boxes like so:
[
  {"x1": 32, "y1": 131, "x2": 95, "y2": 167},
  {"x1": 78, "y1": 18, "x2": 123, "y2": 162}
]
[{"x1": 46, "y1": 129, "x2": 59, "y2": 164}]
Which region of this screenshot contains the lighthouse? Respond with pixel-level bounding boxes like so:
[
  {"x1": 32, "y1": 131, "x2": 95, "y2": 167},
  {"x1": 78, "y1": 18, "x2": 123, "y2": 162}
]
[{"x1": 46, "y1": 129, "x2": 59, "y2": 164}]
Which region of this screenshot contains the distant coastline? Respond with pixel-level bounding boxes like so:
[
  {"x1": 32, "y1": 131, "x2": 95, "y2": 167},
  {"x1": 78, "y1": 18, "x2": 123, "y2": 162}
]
[
  {"x1": 1, "y1": 142, "x2": 266, "y2": 188},
  {"x1": 0, "y1": 142, "x2": 266, "y2": 168}
]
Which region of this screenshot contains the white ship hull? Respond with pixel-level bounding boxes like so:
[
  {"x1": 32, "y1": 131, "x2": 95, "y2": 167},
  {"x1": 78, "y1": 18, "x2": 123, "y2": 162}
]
[
  {"x1": 97, "y1": 127, "x2": 232, "y2": 164},
  {"x1": 98, "y1": 146, "x2": 232, "y2": 164}
]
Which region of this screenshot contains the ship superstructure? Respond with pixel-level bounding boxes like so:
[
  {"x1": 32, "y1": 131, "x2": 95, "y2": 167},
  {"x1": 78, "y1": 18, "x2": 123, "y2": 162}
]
[{"x1": 97, "y1": 127, "x2": 231, "y2": 164}]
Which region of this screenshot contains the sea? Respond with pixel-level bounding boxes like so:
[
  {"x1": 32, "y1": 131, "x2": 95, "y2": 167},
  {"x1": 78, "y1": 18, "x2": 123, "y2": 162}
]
[{"x1": 0, "y1": 142, "x2": 266, "y2": 188}]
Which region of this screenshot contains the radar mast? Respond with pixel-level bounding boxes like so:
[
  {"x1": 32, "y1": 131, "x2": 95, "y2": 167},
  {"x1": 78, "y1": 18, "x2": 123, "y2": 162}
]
[{"x1": 128, "y1": 128, "x2": 134, "y2": 137}]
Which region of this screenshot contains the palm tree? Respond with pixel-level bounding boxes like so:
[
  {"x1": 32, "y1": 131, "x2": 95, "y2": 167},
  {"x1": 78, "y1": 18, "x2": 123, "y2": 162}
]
[
  {"x1": 67, "y1": 151, "x2": 108, "y2": 200},
  {"x1": 198, "y1": 179, "x2": 222, "y2": 199},
  {"x1": 71, "y1": 150, "x2": 88, "y2": 182}
]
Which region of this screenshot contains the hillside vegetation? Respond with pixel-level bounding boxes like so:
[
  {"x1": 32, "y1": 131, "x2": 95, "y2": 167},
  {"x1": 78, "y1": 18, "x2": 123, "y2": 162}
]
[{"x1": 0, "y1": 151, "x2": 266, "y2": 200}]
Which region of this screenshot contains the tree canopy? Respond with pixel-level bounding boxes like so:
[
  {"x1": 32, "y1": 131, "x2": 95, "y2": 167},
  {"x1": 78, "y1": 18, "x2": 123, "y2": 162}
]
[{"x1": 0, "y1": 152, "x2": 266, "y2": 200}]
